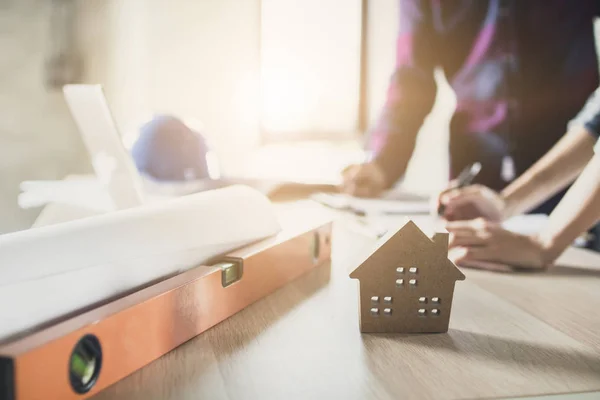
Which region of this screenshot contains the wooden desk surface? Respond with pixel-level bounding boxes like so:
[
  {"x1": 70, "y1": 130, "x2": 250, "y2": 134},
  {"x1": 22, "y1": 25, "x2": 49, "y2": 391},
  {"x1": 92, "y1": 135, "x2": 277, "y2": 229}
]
[{"x1": 32, "y1": 202, "x2": 600, "y2": 400}]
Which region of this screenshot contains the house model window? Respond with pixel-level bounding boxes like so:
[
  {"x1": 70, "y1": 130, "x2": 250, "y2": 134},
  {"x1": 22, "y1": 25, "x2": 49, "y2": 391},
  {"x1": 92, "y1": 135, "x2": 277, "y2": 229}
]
[{"x1": 349, "y1": 220, "x2": 465, "y2": 334}]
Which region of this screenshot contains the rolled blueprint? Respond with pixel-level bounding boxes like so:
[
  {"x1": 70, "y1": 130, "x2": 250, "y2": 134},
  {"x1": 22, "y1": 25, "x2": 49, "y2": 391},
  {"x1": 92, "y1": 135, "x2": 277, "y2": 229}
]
[{"x1": 0, "y1": 185, "x2": 281, "y2": 340}]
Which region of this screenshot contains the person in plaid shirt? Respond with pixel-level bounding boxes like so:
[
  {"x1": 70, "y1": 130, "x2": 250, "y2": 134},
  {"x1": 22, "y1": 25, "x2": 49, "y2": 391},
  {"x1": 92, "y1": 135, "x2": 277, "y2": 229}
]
[{"x1": 342, "y1": 0, "x2": 600, "y2": 221}]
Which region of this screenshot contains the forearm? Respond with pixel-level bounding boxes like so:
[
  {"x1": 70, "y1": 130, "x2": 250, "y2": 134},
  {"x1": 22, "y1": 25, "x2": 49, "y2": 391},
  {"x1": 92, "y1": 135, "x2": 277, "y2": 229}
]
[
  {"x1": 537, "y1": 153, "x2": 600, "y2": 262},
  {"x1": 367, "y1": 0, "x2": 440, "y2": 188},
  {"x1": 501, "y1": 126, "x2": 595, "y2": 217},
  {"x1": 372, "y1": 131, "x2": 418, "y2": 187}
]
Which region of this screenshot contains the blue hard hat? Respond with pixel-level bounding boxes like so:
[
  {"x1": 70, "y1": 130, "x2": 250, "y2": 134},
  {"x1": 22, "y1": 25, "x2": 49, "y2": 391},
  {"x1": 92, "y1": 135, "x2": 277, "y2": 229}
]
[{"x1": 131, "y1": 115, "x2": 211, "y2": 182}]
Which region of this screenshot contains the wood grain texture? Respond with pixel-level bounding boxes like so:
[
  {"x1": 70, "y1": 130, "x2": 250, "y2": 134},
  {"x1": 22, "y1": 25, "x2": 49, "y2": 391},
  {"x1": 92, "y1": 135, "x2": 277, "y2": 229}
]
[
  {"x1": 33, "y1": 208, "x2": 600, "y2": 400},
  {"x1": 464, "y1": 247, "x2": 600, "y2": 353}
]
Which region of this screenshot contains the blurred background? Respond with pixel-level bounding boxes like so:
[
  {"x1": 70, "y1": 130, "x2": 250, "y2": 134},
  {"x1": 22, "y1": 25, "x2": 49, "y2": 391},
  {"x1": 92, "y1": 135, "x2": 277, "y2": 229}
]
[{"x1": 8, "y1": 0, "x2": 596, "y2": 234}]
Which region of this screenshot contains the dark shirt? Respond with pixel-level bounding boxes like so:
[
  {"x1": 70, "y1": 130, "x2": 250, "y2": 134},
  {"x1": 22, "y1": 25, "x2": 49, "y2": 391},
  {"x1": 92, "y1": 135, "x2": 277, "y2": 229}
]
[{"x1": 369, "y1": 0, "x2": 600, "y2": 191}]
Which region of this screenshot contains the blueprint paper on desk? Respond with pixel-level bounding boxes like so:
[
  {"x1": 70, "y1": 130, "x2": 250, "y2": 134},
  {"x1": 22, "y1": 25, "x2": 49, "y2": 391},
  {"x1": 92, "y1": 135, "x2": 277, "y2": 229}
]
[
  {"x1": 0, "y1": 185, "x2": 281, "y2": 340},
  {"x1": 311, "y1": 191, "x2": 431, "y2": 215}
]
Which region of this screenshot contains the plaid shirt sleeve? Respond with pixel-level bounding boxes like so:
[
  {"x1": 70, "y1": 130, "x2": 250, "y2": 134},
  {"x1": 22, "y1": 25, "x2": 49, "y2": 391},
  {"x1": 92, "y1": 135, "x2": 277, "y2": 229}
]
[
  {"x1": 367, "y1": 0, "x2": 440, "y2": 186},
  {"x1": 568, "y1": 86, "x2": 600, "y2": 138}
]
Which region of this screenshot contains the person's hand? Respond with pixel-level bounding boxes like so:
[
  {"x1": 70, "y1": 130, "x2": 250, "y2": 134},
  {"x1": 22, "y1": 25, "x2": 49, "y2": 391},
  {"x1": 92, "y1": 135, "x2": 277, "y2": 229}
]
[
  {"x1": 341, "y1": 162, "x2": 387, "y2": 198},
  {"x1": 437, "y1": 184, "x2": 506, "y2": 222},
  {"x1": 445, "y1": 218, "x2": 552, "y2": 271}
]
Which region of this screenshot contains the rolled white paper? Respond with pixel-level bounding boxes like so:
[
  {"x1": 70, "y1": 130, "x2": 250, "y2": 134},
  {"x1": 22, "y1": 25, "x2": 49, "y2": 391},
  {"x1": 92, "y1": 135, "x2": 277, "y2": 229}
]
[{"x1": 0, "y1": 185, "x2": 281, "y2": 340}]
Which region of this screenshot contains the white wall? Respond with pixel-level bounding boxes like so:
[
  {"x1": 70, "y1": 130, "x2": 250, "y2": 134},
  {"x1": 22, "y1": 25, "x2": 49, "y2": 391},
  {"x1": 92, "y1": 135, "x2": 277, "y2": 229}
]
[
  {"x1": 0, "y1": 0, "x2": 89, "y2": 234},
  {"x1": 79, "y1": 0, "x2": 262, "y2": 177},
  {"x1": 0, "y1": 0, "x2": 263, "y2": 233}
]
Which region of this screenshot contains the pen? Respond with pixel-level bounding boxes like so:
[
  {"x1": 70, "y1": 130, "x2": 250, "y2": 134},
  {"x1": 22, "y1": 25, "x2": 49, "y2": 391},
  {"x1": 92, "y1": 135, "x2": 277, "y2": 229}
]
[{"x1": 437, "y1": 162, "x2": 482, "y2": 216}]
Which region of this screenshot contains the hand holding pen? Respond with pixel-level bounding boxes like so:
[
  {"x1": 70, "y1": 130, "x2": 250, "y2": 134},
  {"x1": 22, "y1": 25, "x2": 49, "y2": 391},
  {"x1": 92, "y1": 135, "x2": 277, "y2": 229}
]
[
  {"x1": 436, "y1": 161, "x2": 507, "y2": 222},
  {"x1": 436, "y1": 162, "x2": 482, "y2": 217}
]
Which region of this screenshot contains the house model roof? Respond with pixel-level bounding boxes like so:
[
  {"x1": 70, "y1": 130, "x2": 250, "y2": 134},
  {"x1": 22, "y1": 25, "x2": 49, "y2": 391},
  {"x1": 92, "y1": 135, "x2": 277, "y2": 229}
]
[{"x1": 349, "y1": 220, "x2": 465, "y2": 282}]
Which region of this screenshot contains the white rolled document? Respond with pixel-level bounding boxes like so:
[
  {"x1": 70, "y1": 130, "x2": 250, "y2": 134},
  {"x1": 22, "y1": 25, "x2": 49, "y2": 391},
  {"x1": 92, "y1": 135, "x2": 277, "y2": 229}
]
[{"x1": 0, "y1": 185, "x2": 281, "y2": 340}]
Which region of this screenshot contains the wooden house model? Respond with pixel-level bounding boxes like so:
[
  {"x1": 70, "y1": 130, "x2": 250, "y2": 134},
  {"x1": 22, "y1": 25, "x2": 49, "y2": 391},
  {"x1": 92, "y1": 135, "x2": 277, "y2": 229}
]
[{"x1": 349, "y1": 220, "x2": 465, "y2": 333}]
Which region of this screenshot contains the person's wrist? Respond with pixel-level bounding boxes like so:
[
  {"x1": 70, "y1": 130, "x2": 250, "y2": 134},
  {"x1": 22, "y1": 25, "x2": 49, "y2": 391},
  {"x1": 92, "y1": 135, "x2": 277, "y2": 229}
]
[
  {"x1": 499, "y1": 194, "x2": 513, "y2": 220},
  {"x1": 533, "y1": 233, "x2": 560, "y2": 266},
  {"x1": 371, "y1": 160, "x2": 392, "y2": 189}
]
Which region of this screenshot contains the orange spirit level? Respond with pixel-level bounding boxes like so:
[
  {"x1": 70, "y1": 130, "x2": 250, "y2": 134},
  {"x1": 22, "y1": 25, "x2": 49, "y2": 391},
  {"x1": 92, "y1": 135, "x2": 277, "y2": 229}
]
[{"x1": 0, "y1": 216, "x2": 332, "y2": 400}]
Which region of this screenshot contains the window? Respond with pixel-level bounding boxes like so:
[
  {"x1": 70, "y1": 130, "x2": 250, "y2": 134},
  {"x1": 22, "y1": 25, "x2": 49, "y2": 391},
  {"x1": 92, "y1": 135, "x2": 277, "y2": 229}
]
[
  {"x1": 259, "y1": 0, "x2": 364, "y2": 141},
  {"x1": 418, "y1": 298, "x2": 441, "y2": 317}
]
